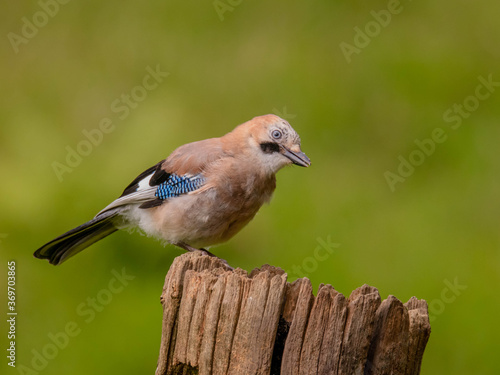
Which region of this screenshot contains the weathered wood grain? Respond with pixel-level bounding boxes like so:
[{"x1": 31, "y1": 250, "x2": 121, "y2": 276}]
[
  {"x1": 281, "y1": 278, "x2": 314, "y2": 375},
  {"x1": 338, "y1": 285, "x2": 381, "y2": 375},
  {"x1": 404, "y1": 297, "x2": 431, "y2": 375},
  {"x1": 155, "y1": 252, "x2": 430, "y2": 375},
  {"x1": 365, "y1": 295, "x2": 409, "y2": 375}
]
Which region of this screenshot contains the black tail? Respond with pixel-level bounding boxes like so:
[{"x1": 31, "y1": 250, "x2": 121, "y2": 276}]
[{"x1": 34, "y1": 211, "x2": 118, "y2": 265}]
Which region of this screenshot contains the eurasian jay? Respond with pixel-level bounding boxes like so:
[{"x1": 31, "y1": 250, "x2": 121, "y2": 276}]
[{"x1": 34, "y1": 114, "x2": 310, "y2": 265}]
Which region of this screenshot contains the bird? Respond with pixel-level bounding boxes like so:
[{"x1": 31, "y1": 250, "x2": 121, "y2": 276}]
[{"x1": 34, "y1": 114, "x2": 311, "y2": 265}]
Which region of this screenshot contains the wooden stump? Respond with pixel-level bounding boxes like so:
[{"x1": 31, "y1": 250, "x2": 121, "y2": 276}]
[{"x1": 155, "y1": 252, "x2": 430, "y2": 375}]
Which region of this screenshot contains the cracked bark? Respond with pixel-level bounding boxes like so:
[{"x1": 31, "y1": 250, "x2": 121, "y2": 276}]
[{"x1": 155, "y1": 252, "x2": 430, "y2": 375}]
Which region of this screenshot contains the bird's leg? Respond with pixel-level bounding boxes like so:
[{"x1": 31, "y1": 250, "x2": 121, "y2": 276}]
[{"x1": 176, "y1": 241, "x2": 209, "y2": 254}]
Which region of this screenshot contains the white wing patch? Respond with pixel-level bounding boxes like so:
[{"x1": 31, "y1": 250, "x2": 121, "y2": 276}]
[{"x1": 137, "y1": 172, "x2": 155, "y2": 191}]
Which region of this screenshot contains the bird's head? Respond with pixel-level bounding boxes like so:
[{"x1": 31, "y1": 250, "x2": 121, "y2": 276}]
[{"x1": 236, "y1": 114, "x2": 311, "y2": 174}]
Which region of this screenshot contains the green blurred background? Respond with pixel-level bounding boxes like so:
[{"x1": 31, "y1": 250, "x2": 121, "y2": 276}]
[{"x1": 1, "y1": 0, "x2": 499, "y2": 374}]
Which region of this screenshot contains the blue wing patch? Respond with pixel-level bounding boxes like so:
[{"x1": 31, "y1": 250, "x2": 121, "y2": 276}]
[{"x1": 155, "y1": 174, "x2": 206, "y2": 200}]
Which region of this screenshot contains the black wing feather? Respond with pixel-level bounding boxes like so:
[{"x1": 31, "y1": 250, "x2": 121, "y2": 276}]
[
  {"x1": 120, "y1": 160, "x2": 165, "y2": 197},
  {"x1": 118, "y1": 159, "x2": 203, "y2": 210},
  {"x1": 149, "y1": 163, "x2": 170, "y2": 186},
  {"x1": 136, "y1": 161, "x2": 171, "y2": 208},
  {"x1": 139, "y1": 199, "x2": 164, "y2": 209}
]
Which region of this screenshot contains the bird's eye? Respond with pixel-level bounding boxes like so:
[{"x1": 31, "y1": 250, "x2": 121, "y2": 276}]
[{"x1": 271, "y1": 129, "x2": 282, "y2": 139}]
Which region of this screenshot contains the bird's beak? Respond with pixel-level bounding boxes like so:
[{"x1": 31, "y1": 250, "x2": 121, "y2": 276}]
[{"x1": 281, "y1": 146, "x2": 311, "y2": 167}]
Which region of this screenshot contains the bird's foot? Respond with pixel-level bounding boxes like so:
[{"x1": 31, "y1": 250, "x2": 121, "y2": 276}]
[
  {"x1": 199, "y1": 247, "x2": 216, "y2": 257},
  {"x1": 200, "y1": 249, "x2": 234, "y2": 270},
  {"x1": 175, "y1": 242, "x2": 233, "y2": 270}
]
